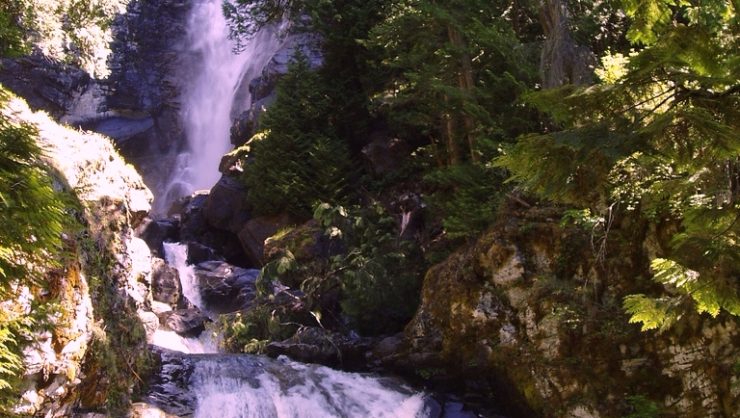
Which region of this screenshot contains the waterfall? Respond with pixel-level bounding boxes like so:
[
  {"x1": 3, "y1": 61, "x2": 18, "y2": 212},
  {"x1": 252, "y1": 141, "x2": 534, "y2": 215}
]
[
  {"x1": 157, "y1": 0, "x2": 283, "y2": 213},
  {"x1": 146, "y1": 352, "x2": 442, "y2": 418},
  {"x1": 151, "y1": 242, "x2": 218, "y2": 354}
]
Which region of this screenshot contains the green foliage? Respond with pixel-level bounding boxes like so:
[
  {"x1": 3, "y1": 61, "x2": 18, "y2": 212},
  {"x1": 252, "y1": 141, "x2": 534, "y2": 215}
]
[
  {"x1": 0, "y1": 86, "x2": 68, "y2": 409},
  {"x1": 0, "y1": 90, "x2": 65, "y2": 288},
  {"x1": 0, "y1": 2, "x2": 31, "y2": 57},
  {"x1": 425, "y1": 163, "x2": 509, "y2": 239},
  {"x1": 368, "y1": 0, "x2": 538, "y2": 164},
  {"x1": 623, "y1": 394, "x2": 661, "y2": 418},
  {"x1": 242, "y1": 52, "x2": 351, "y2": 218},
  {"x1": 219, "y1": 306, "x2": 294, "y2": 354},
  {"x1": 498, "y1": 1, "x2": 740, "y2": 328},
  {"x1": 313, "y1": 202, "x2": 422, "y2": 335}
]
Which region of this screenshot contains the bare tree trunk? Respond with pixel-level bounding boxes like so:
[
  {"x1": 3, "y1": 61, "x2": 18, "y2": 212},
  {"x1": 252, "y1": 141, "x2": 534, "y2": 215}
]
[
  {"x1": 447, "y1": 24, "x2": 479, "y2": 162},
  {"x1": 539, "y1": 0, "x2": 595, "y2": 88},
  {"x1": 443, "y1": 95, "x2": 462, "y2": 166}
]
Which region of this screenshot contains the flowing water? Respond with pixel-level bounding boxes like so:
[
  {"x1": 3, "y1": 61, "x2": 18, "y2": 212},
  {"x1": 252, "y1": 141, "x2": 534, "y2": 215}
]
[
  {"x1": 145, "y1": 2, "x2": 478, "y2": 416},
  {"x1": 157, "y1": 0, "x2": 283, "y2": 213},
  {"x1": 147, "y1": 242, "x2": 446, "y2": 417}
]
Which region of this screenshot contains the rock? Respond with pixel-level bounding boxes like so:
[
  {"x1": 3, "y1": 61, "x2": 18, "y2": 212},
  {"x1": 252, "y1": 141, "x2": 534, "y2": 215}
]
[
  {"x1": 193, "y1": 261, "x2": 260, "y2": 314},
  {"x1": 177, "y1": 192, "x2": 248, "y2": 266},
  {"x1": 265, "y1": 327, "x2": 373, "y2": 370},
  {"x1": 219, "y1": 143, "x2": 251, "y2": 174},
  {"x1": 150, "y1": 258, "x2": 182, "y2": 306},
  {"x1": 157, "y1": 309, "x2": 209, "y2": 337},
  {"x1": 186, "y1": 241, "x2": 223, "y2": 264},
  {"x1": 237, "y1": 214, "x2": 292, "y2": 266},
  {"x1": 399, "y1": 206, "x2": 740, "y2": 417},
  {"x1": 203, "y1": 176, "x2": 250, "y2": 234},
  {"x1": 136, "y1": 217, "x2": 180, "y2": 258},
  {"x1": 0, "y1": 54, "x2": 92, "y2": 119},
  {"x1": 130, "y1": 402, "x2": 180, "y2": 418},
  {"x1": 138, "y1": 310, "x2": 161, "y2": 340}
]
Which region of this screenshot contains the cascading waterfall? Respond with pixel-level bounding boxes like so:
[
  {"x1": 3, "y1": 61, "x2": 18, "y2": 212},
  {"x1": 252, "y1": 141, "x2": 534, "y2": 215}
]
[
  {"x1": 156, "y1": 0, "x2": 283, "y2": 214},
  {"x1": 144, "y1": 2, "x2": 465, "y2": 417},
  {"x1": 150, "y1": 242, "x2": 218, "y2": 354}
]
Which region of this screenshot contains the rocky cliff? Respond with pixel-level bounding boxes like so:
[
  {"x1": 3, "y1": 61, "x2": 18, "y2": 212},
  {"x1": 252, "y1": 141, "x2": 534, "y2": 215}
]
[
  {"x1": 2, "y1": 91, "x2": 157, "y2": 417},
  {"x1": 381, "y1": 205, "x2": 739, "y2": 417}
]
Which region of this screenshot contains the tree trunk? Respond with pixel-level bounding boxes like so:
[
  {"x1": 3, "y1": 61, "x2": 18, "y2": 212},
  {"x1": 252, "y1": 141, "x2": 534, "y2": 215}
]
[
  {"x1": 446, "y1": 24, "x2": 479, "y2": 163},
  {"x1": 539, "y1": 0, "x2": 595, "y2": 88}
]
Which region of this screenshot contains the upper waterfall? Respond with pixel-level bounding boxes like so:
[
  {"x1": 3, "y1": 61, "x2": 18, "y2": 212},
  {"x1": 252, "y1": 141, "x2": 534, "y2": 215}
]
[{"x1": 158, "y1": 0, "x2": 282, "y2": 213}]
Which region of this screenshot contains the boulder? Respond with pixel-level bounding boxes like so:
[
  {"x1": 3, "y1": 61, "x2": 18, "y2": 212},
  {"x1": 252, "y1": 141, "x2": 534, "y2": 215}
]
[
  {"x1": 193, "y1": 261, "x2": 259, "y2": 314},
  {"x1": 136, "y1": 217, "x2": 179, "y2": 258},
  {"x1": 203, "y1": 176, "x2": 250, "y2": 234},
  {"x1": 157, "y1": 308, "x2": 209, "y2": 337},
  {"x1": 177, "y1": 192, "x2": 249, "y2": 266},
  {"x1": 150, "y1": 258, "x2": 181, "y2": 306},
  {"x1": 185, "y1": 241, "x2": 223, "y2": 265},
  {"x1": 237, "y1": 214, "x2": 292, "y2": 266}
]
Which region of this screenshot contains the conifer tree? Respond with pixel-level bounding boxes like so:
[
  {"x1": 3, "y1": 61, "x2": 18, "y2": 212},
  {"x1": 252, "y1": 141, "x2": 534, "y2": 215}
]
[
  {"x1": 497, "y1": 0, "x2": 740, "y2": 328},
  {"x1": 242, "y1": 52, "x2": 351, "y2": 218}
]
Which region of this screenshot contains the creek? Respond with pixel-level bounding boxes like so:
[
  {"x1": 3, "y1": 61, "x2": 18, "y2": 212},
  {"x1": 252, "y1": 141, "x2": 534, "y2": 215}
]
[{"x1": 143, "y1": 1, "x2": 478, "y2": 416}]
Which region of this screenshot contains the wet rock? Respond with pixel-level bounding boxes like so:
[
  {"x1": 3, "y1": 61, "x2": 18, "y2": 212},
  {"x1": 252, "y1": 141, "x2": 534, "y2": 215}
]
[
  {"x1": 266, "y1": 327, "x2": 373, "y2": 370},
  {"x1": 157, "y1": 309, "x2": 209, "y2": 337},
  {"x1": 136, "y1": 218, "x2": 180, "y2": 258},
  {"x1": 151, "y1": 258, "x2": 182, "y2": 306},
  {"x1": 237, "y1": 214, "x2": 292, "y2": 266},
  {"x1": 177, "y1": 192, "x2": 248, "y2": 266},
  {"x1": 193, "y1": 261, "x2": 259, "y2": 314},
  {"x1": 203, "y1": 176, "x2": 250, "y2": 234},
  {"x1": 185, "y1": 241, "x2": 223, "y2": 264}
]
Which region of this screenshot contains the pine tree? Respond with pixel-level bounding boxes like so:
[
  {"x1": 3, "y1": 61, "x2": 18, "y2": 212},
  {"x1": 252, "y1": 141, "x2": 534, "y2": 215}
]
[
  {"x1": 497, "y1": 0, "x2": 740, "y2": 328},
  {"x1": 242, "y1": 52, "x2": 351, "y2": 218}
]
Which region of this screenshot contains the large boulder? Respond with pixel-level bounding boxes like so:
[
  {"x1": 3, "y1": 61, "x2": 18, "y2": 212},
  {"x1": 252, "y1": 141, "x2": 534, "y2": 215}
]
[
  {"x1": 193, "y1": 261, "x2": 260, "y2": 314},
  {"x1": 157, "y1": 309, "x2": 210, "y2": 337},
  {"x1": 237, "y1": 214, "x2": 291, "y2": 266},
  {"x1": 136, "y1": 217, "x2": 180, "y2": 258},
  {"x1": 203, "y1": 176, "x2": 250, "y2": 234},
  {"x1": 265, "y1": 326, "x2": 373, "y2": 370},
  {"x1": 392, "y1": 206, "x2": 740, "y2": 417},
  {"x1": 177, "y1": 192, "x2": 248, "y2": 266}
]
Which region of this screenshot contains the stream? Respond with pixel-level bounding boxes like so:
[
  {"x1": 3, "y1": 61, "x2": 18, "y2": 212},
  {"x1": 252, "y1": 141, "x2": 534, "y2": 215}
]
[{"x1": 143, "y1": 1, "x2": 481, "y2": 416}]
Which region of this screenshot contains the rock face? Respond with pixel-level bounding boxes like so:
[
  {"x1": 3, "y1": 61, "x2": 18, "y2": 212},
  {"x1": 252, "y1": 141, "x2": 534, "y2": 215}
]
[
  {"x1": 389, "y1": 207, "x2": 740, "y2": 417},
  {"x1": 95, "y1": 0, "x2": 191, "y2": 208},
  {"x1": 230, "y1": 27, "x2": 323, "y2": 146},
  {"x1": 3, "y1": 94, "x2": 155, "y2": 416}
]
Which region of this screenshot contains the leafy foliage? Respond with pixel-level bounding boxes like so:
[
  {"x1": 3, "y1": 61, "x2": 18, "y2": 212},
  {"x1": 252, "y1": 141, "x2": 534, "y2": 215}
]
[
  {"x1": 0, "y1": 86, "x2": 67, "y2": 410},
  {"x1": 313, "y1": 203, "x2": 422, "y2": 334}
]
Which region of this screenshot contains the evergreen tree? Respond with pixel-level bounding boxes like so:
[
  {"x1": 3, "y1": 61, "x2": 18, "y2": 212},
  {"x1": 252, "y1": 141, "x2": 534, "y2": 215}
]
[
  {"x1": 242, "y1": 52, "x2": 351, "y2": 218},
  {"x1": 497, "y1": 0, "x2": 740, "y2": 328}
]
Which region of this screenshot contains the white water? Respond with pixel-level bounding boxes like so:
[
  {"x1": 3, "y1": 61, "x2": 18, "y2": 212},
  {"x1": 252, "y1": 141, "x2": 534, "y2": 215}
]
[
  {"x1": 151, "y1": 242, "x2": 218, "y2": 354},
  {"x1": 188, "y1": 355, "x2": 436, "y2": 418},
  {"x1": 159, "y1": 0, "x2": 284, "y2": 212},
  {"x1": 163, "y1": 242, "x2": 205, "y2": 310}
]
